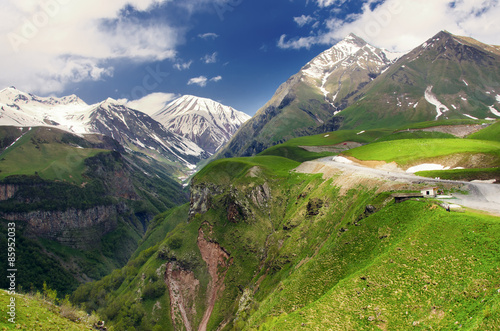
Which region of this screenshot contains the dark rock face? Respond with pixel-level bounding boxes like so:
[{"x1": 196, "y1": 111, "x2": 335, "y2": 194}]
[
  {"x1": 188, "y1": 183, "x2": 223, "y2": 220},
  {"x1": 306, "y1": 198, "x2": 324, "y2": 216},
  {"x1": 1, "y1": 204, "x2": 125, "y2": 249}
]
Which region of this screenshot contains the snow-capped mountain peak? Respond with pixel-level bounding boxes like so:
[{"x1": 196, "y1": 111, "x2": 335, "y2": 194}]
[
  {"x1": 153, "y1": 95, "x2": 250, "y2": 154},
  {"x1": 0, "y1": 88, "x2": 208, "y2": 169}
]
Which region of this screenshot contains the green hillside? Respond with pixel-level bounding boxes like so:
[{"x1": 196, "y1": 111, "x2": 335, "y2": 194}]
[
  {"x1": 0, "y1": 127, "x2": 107, "y2": 184},
  {"x1": 468, "y1": 120, "x2": 500, "y2": 142},
  {"x1": 258, "y1": 129, "x2": 389, "y2": 162},
  {"x1": 0, "y1": 126, "x2": 187, "y2": 297},
  {"x1": 258, "y1": 201, "x2": 500, "y2": 330},
  {"x1": 338, "y1": 32, "x2": 500, "y2": 130},
  {"x1": 71, "y1": 148, "x2": 500, "y2": 330},
  {"x1": 343, "y1": 138, "x2": 500, "y2": 168},
  {"x1": 0, "y1": 289, "x2": 97, "y2": 330}
]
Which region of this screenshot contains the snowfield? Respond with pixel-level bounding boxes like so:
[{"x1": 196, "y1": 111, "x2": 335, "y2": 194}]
[{"x1": 424, "y1": 86, "x2": 449, "y2": 120}]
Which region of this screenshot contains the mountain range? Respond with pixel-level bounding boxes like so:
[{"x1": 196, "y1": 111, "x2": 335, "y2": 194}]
[
  {"x1": 219, "y1": 30, "x2": 500, "y2": 158},
  {"x1": 1, "y1": 30, "x2": 500, "y2": 331},
  {"x1": 0, "y1": 88, "x2": 249, "y2": 171}
]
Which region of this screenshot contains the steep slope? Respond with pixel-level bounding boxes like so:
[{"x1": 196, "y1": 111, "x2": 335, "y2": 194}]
[
  {"x1": 0, "y1": 126, "x2": 188, "y2": 296},
  {"x1": 152, "y1": 95, "x2": 251, "y2": 154},
  {"x1": 71, "y1": 152, "x2": 500, "y2": 330},
  {"x1": 219, "y1": 33, "x2": 400, "y2": 158},
  {"x1": 339, "y1": 31, "x2": 500, "y2": 129},
  {"x1": 0, "y1": 88, "x2": 208, "y2": 170}
]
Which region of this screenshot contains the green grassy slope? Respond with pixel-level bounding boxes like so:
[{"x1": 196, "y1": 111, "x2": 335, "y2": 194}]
[
  {"x1": 258, "y1": 201, "x2": 500, "y2": 330},
  {"x1": 0, "y1": 290, "x2": 96, "y2": 330},
  {"x1": 468, "y1": 120, "x2": 500, "y2": 142},
  {"x1": 343, "y1": 138, "x2": 500, "y2": 168},
  {"x1": 70, "y1": 147, "x2": 500, "y2": 330},
  {"x1": 0, "y1": 127, "x2": 107, "y2": 185},
  {"x1": 258, "y1": 129, "x2": 389, "y2": 162}
]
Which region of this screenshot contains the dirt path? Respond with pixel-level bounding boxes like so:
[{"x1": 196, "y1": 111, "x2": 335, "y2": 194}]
[{"x1": 295, "y1": 157, "x2": 500, "y2": 215}]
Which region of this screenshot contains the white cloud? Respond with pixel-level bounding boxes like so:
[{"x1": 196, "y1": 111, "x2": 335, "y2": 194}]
[
  {"x1": 188, "y1": 76, "x2": 208, "y2": 87},
  {"x1": 0, "y1": 0, "x2": 181, "y2": 95},
  {"x1": 201, "y1": 52, "x2": 218, "y2": 64},
  {"x1": 281, "y1": 0, "x2": 500, "y2": 52},
  {"x1": 293, "y1": 15, "x2": 313, "y2": 27},
  {"x1": 187, "y1": 75, "x2": 221, "y2": 87},
  {"x1": 174, "y1": 60, "x2": 193, "y2": 71},
  {"x1": 315, "y1": 0, "x2": 348, "y2": 8},
  {"x1": 198, "y1": 32, "x2": 219, "y2": 39},
  {"x1": 294, "y1": 15, "x2": 316, "y2": 27},
  {"x1": 278, "y1": 34, "x2": 317, "y2": 50},
  {"x1": 123, "y1": 92, "x2": 180, "y2": 115}
]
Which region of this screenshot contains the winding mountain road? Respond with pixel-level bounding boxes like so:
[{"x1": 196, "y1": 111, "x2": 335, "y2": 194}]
[{"x1": 296, "y1": 157, "x2": 500, "y2": 216}]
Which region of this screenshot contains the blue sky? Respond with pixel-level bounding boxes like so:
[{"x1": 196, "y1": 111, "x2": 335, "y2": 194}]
[{"x1": 1, "y1": 0, "x2": 500, "y2": 115}]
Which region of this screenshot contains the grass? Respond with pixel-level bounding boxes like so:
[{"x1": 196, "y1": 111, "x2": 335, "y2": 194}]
[
  {"x1": 343, "y1": 138, "x2": 500, "y2": 167},
  {"x1": 258, "y1": 201, "x2": 500, "y2": 330},
  {"x1": 259, "y1": 129, "x2": 389, "y2": 162},
  {"x1": 0, "y1": 127, "x2": 107, "y2": 185},
  {"x1": 467, "y1": 120, "x2": 500, "y2": 142},
  {"x1": 0, "y1": 290, "x2": 96, "y2": 330},
  {"x1": 194, "y1": 155, "x2": 299, "y2": 184},
  {"x1": 415, "y1": 167, "x2": 500, "y2": 181},
  {"x1": 70, "y1": 145, "x2": 500, "y2": 330}
]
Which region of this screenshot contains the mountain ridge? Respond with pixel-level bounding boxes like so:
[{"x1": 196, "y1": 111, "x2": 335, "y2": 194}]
[
  {"x1": 218, "y1": 33, "x2": 402, "y2": 158},
  {"x1": 152, "y1": 95, "x2": 250, "y2": 154},
  {"x1": 218, "y1": 31, "x2": 500, "y2": 159}
]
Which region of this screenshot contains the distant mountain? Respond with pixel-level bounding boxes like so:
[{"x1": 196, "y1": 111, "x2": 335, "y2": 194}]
[
  {"x1": 339, "y1": 31, "x2": 500, "y2": 129},
  {"x1": 0, "y1": 87, "x2": 207, "y2": 169},
  {"x1": 152, "y1": 95, "x2": 250, "y2": 154},
  {"x1": 219, "y1": 33, "x2": 401, "y2": 158}
]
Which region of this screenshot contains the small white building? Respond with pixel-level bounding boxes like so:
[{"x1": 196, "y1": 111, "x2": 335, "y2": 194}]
[{"x1": 421, "y1": 187, "x2": 438, "y2": 197}]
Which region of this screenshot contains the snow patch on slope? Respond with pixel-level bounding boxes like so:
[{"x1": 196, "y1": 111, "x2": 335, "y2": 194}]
[
  {"x1": 424, "y1": 86, "x2": 449, "y2": 120},
  {"x1": 488, "y1": 105, "x2": 500, "y2": 117}
]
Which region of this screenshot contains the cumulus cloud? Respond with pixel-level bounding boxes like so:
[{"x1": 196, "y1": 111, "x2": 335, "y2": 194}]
[
  {"x1": 187, "y1": 75, "x2": 222, "y2": 87},
  {"x1": 0, "y1": 0, "x2": 181, "y2": 95},
  {"x1": 122, "y1": 92, "x2": 180, "y2": 115},
  {"x1": 174, "y1": 60, "x2": 193, "y2": 71},
  {"x1": 278, "y1": 34, "x2": 317, "y2": 50},
  {"x1": 280, "y1": 0, "x2": 500, "y2": 52},
  {"x1": 294, "y1": 15, "x2": 317, "y2": 27},
  {"x1": 188, "y1": 76, "x2": 208, "y2": 87},
  {"x1": 201, "y1": 52, "x2": 218, "y2": 64}
]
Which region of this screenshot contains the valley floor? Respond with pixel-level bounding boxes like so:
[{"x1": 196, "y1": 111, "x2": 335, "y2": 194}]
[{"x1": 296, "y1": 156, "x2": 500, "y2": 215}]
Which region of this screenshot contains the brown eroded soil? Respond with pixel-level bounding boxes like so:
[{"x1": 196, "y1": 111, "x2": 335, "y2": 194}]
[
  {"x1": 165, "y1": 263, "x2": 200, "y2": 331},
  {"x1": 197, "y1": 225, "x2": 232, "y2": 331}
]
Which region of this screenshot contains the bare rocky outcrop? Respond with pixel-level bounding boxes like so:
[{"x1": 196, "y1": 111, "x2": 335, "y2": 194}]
[
  {"x1": 402, "y1": 124, "x2": 489, "y2": 138},
  {"x1": 249, "y1": 183, "x2": 271, "y2": 208},
  {"x1": 0, "y1": 184, "x2": 19, "y2": 201},
  {"x1": 189, "y1": 183, "x2": 223, "y2": 220}
]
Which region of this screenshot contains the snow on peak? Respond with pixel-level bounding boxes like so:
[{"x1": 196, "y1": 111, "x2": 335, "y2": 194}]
[{"x1": 153, "y1": 95, "x2": 250, "y2": 154}]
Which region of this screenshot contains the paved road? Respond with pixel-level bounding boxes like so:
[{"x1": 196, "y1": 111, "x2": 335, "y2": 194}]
[{"x1": 300, "y1": 157, "x2": 500, "y2": 215}]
